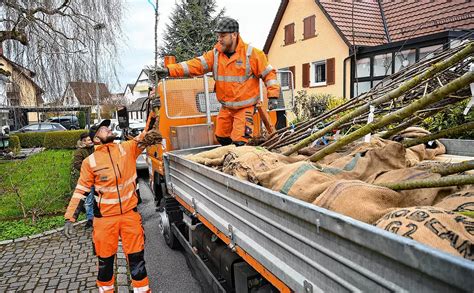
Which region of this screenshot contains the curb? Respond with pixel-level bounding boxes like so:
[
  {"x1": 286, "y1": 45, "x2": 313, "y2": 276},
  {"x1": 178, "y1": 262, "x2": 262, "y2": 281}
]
[{"x1": 0, "y1": 219, "x2": 87, "y2": 246}]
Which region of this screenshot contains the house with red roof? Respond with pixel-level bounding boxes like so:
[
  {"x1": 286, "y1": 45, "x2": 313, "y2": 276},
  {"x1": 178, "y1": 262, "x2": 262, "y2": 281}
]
[{"x1": 264, "y1": 0, "x2": 473, "y2": 99}]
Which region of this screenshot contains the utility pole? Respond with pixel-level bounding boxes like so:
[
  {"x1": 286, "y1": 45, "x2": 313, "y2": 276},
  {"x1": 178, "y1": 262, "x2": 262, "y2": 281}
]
[{"x1": 93, "y1": 23, "x2": 106, "y2": 122}]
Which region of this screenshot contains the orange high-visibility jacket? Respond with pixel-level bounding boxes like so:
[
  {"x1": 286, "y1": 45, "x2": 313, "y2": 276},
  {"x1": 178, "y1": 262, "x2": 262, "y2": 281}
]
[
  {"x1": 65, "y1": 141, "x2": 143, "y2": 222},
  {"x1": 167, "y1": 35, "x2": 280, "y2": 109}
]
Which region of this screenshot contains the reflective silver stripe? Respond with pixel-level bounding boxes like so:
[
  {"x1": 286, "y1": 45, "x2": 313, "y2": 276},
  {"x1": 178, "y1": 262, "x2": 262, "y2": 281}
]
[
  {"x1": 214, "y1": 75, "x2": 248, "y2": 82},
  {"x1": 73, "y1": 192, "x2": 86, "y2": 199},
  {"x1": 180, "y1": 62, "x2": 190, "y2": 76},
  {"x1": 133, "y1": 285, "x2": 150, "y2": 293},
  {"x1": 99, "y1": 285, "x2": 115, "y2": 293},
  {"x1": 246, "y1": 45, "x2": 253, "y2": 78},
  {"x1": 220, "y1": 95, "x2": 259, "y2": 108},
  {"x1": 75, "y1": 184, "x2": 91, "y2": 193},
  {"x1": 95, "y1": 189, "x2": 134, "y2": 205},
  {"x1": 118, "y1": 144, "x2": 126, "y2": 156},
  {"x1": 95, "y1": 174, "x2": 137, "y2": 193},
  {"x1": 89, "y1": 153, "x2": 96, "y2": 168},
  {"x1": 213, "y1": 49, "x2": 218, "y2": 78},
  {"x1": 261, "y1": 65, "x2": 273, "y2": 78},
  {"x1": 198, "y1": 56, "x2": 208, "y2": 71},
  {"x1": 265, "y1": 79, "x2": 279, "y2": 87}
]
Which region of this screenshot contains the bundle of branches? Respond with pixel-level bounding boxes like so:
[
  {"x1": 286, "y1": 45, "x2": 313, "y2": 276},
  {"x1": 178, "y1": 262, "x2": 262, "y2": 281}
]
[{"x1": 261, "y1": 36, "x2": 474, "y2": 155}]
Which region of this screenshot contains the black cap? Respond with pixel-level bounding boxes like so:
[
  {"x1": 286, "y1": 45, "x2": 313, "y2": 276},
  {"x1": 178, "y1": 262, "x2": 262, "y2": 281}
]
[
  {"x1": 89, "y1": 119, "x2": 111, "y2": 140},
  {"x1": 79, "y1": 132, "x2": 89, "y2": 140},
  {"x1": 215, "y1": 17, "x2": 239, "y2": 33}
]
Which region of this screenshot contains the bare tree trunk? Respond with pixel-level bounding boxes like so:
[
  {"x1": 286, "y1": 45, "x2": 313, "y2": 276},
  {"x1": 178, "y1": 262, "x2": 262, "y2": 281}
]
[
  {"x1": 308, "y1": 71, "x2": 474, "y2": 162},
  {"x1": 402, "y1": 121, "x2": 474, "y2": 148},
  {"x1": 425, "y1": 160, "x2": 474, "y2": 176},
  {"x1": 283, "y1": 42, "x2": 474, "y2": 156},
  {"x1": 378, "y1": 174, "x2": 474, "y2": 190}
]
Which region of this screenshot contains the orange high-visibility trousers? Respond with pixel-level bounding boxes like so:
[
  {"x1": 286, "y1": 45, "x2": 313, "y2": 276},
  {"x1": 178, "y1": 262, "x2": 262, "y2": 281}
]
[
  {"x1": 93, "y1": 209, "x2": 150, "y2": 292},
  {"x1": 215, "y1": 105, "x2": 256, "y2": 144}
]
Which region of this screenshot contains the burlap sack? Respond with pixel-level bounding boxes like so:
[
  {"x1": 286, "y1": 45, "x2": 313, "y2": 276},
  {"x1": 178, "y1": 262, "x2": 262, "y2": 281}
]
[
  {"x1": 185, "y1": 145, "x2": 259, "y2": 167},
  {"x1": 320, "y1": 141, "x2": 407, "y2": 181},
  {"x1": 393, "y1": 127, "x2": 446, "y2": 166},
  {"x1": 367, "y1": 168, "x2": 458, "y2": 207},
  {"x1": 312, "y1": 180, "x2": 402, "y2": 224},
  {"x1": 434, "y1": 188, "x2": 474, "y2": 214},
  {"x1": 222, "y1": 148, "x2": 304, "y2": 183},
  {"x1": 256, "y1": 161, "x2": 334, "y2": 203},
  {"x1": 375, "y1": 206, "x2": 474, "y2": 260}
]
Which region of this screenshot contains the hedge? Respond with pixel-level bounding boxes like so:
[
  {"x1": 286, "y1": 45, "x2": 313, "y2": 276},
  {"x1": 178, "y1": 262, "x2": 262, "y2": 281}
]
[
  {"x1": 15, "y1": 130, "x2": 87, "y2": 149},
  {"x1": 44, "y1": 130, "x2": 88, "y2": 149},
  {"x1": 15, "y1": 132, "x2": 47, "y2": 148},
  {"x1": 8, "y1": 135, "x2": 21, "y2": 154}
]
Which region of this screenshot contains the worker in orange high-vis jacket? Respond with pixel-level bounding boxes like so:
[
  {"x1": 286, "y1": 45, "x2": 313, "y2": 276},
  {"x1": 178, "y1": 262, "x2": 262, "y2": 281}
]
[
  {"x1": 154, "y1": 17, "x2": 281, "y2": 146},
  {"x1": 64, "y1": 117, "x2": 159, "y2": 293}
]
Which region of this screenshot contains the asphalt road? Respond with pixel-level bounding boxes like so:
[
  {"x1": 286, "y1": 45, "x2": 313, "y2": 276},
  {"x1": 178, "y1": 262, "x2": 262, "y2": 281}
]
[{"x1": 137, "y1": 176, "x2": 203, "y2": 293}]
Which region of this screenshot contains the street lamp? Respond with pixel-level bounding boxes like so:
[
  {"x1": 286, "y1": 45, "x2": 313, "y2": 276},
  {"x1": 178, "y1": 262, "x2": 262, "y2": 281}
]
[{"x1": 93, "y1": 23, "x2": 106, "y2": 122}]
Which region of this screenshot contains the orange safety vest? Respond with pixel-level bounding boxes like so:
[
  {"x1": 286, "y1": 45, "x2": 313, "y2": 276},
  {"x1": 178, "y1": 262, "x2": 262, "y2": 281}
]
[
  {"x1": 167, "y1": 35, "x2": 280, "y2": 109},
  {"x1": 65, "y1": 141, "x2": 143, "y2": 221}
]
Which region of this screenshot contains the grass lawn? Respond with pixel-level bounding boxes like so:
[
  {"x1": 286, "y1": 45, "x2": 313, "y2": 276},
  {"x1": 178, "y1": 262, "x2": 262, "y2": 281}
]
[
  {"x1": 0, "y1": 214, "x2": 84, "y2": 241},
  {"x1": 0, "y1": 150, "x2": 74, "y2": 221}
]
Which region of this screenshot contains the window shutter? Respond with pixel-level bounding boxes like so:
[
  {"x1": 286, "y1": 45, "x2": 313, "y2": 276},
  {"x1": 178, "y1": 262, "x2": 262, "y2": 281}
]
[
  {"x1": 326, "y1": 58, "x2": 335, "y2": 85},
  {"x1": 284, "y1": 23, "x2": 295, "y2": 45},
  {"x1": 302, "y1": 63, "x2": 310, "y2": 88},
  {"x1": 303, "y1": 18, "x2": 309, "y2": 39},
  {"x1": 289, "y1": 66, "x2": 295, "y2": 89},
  {"x1": 289, "y1": 23, "x2": 294, "y2": 44},
  {"x1": 303, "y1": 16, "x2": 315, "y2": 39}
]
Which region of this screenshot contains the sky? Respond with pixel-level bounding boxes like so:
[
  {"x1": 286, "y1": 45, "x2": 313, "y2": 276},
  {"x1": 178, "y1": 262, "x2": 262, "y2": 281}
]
[{"x1": 116, "y1": 0, "x2": 280, "y2": 92}]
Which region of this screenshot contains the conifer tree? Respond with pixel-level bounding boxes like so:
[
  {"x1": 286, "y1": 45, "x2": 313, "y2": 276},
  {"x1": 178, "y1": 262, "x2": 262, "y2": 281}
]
[{"x1": 159, "y1": 0, "x2": 225, "y2": 62}]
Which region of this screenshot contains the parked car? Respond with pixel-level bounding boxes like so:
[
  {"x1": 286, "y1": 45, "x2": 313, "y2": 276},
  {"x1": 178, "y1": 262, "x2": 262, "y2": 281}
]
[
  {"x1": 47, "y1": 116, "x2": 80, "y2": 130},
  {"x1": 13, "y1": 122, "x2": 67, "y2": 133},
  {"x1": 117, "y1": 122, "x2": 147, "y2": 170}
]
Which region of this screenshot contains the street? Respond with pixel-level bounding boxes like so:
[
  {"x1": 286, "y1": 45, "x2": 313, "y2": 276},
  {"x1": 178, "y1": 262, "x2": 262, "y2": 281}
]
[{"x1": 138, "y1": 175, "x2": 203, "y2": 293}]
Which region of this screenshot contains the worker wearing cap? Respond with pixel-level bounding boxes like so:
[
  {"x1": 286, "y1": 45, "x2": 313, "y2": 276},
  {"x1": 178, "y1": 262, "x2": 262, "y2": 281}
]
[
  {"x1": 154, "y1": 17, "x2": 281, "y2": 146},
  {"x1": 63, "y1": 117, "x2": 157, "y2": 292}
]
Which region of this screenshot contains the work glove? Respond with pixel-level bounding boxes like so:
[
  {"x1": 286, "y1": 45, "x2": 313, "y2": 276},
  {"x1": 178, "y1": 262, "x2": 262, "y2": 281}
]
[
  {"x1": 153, "y1": 67, "x2": 169, "y2": 80},
  {"x1": 63, "y1": 220, "x2": 75, "y2": 238},
  {"x1": 268, "y1": 98, "x2": 279, "y2": 110}
]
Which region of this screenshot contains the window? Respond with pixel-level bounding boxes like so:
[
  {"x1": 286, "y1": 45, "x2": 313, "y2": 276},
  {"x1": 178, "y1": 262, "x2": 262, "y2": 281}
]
[
  {"x1": 279, "y1": 67, "x2": 290, "y2": 89},
  {"x1": 41, "y1": 124, "x2": 55, "y2": 130},
  {"x1": 353, "y1": 81, "x2": 371, "y2": 97},
  {"x1": 24, "y1": 124, "x2": 40, "y2": 131},
  {"x1": 394, "y1": 49, "x2": 416, "y2": 73},
  {"x1": 373, "y1": 53, "x2": 392, "y2": 77},
  {"x1": 284, "y1": 23, "x2": 295, "y2": 45},
  {"x1": 303, "y1": 15, "x2": 315, "y2": 39},
  {"x1": 419, "y1": 44, "x2": 443, "y2": 61},
  {"x1": 303, "y1": 58, "x2": 334, "y2": 88},
  {"x1": 355, "y1": 58, "x2": 370, "y2": 78},
  {"x1": 310, "y1": 60, "x2": 326, "y2": 86}
]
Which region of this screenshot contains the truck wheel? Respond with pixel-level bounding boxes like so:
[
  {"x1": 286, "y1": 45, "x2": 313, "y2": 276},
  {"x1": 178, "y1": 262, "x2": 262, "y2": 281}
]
[{"x1": 158, "y1": 208, "x2": 180, "y2": 249}]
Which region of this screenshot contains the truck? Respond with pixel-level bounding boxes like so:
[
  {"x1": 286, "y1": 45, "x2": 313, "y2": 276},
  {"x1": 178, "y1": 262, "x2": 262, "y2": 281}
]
[{"x1": 142, "y1": 73, "x2": 474, "y2": 292}]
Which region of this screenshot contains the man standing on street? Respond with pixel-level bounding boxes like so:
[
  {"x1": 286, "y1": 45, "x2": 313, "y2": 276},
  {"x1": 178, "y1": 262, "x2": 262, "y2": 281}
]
[
  {"x1": 64, "y1": 117, "x2": 160, "y2": 292},
  {"x1": 71, "y1": 132, "x2": 95, "y2": 228},
  {"x1": 154, "y1": 17, "x2": 281, "y2": 146}
]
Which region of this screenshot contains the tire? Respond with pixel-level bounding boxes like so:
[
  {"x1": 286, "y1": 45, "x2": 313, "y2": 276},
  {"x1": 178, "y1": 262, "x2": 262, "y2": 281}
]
[{"x1": 158, "y1": 208, "x2": 180, "y2": 249}]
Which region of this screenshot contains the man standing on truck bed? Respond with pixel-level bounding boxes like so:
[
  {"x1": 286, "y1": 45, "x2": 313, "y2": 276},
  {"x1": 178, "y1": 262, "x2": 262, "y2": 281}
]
[
  {"x1": 155, "y1": 17, "x2": 281, "y2": 146},
  {"x1": 63, "y1": 116, "x2": 160, "y2": 293}
]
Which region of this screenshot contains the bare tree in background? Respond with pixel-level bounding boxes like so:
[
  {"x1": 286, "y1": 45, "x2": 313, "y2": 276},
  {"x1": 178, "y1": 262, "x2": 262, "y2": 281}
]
[{"x1": 0, "y1": 0, "x2": 125, "y2": 103}]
